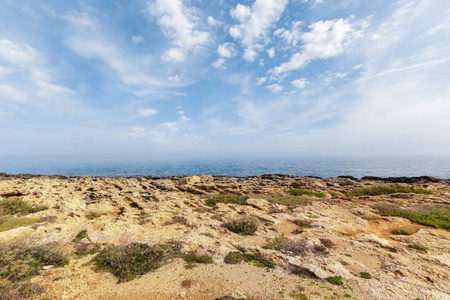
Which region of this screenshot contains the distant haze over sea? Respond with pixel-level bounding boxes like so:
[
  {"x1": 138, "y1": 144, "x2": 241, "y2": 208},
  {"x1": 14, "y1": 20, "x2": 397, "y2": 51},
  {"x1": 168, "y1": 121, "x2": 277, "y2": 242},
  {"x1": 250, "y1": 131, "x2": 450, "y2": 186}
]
[{"x1": 1, "y1": 156, "x2": 449, "y2": 179}]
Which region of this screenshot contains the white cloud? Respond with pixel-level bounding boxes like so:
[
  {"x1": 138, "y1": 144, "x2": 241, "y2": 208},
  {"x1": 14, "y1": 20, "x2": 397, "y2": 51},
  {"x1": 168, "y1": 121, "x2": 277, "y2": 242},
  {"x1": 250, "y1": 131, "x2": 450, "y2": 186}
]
[
  {"x1": 0, "y1": 85, "x2": 28, "y2": 103},
  {"x1": 31, "y1": 70, "x2": 74, "y2": 97},
  {"x1": 0, "y1": 65, "x2": 13, "y2": 76},
  {"x1": 147, "y1": 0, "x2": 211, "y2": 62},
  {"x1": 0, "y1": 39, "x2": 38, "y2": 65},
  {"x1": 207, "y1": 16, "x2": 221, "y2": 27},
  {"x1": 271, "y1": 18, "x2": 369, "y2": 77},
  {"x1": 267, "y1": 47, "x2": 275, "y2": 58},
  {"x1": 217, "y1": 43, "x2": 237, "y2": 58},
  {"x1": 266, "y1": 83, "x2": 284, "y2": 93},
  {"x1": 256, "y1": 77, "x2": 267, "y2": 85},
  {"x1": 291, "y1": 78, "x2": 308, "y2": 89},
  {"x1": 229, "y1": 0, "x2": 289, "y2": 62},
  {"x1": 273, "y1": 21, "x2": 303, "y2": 46},
  {"x1": 136, "y1": 109, "x2": 158, "y2": 118},
  {"x1": 132, "y1": 36, "x2": 144, "y2": 44},
  {"x1": 212, "y1": 58, "x2": 226, "y2": 69}
]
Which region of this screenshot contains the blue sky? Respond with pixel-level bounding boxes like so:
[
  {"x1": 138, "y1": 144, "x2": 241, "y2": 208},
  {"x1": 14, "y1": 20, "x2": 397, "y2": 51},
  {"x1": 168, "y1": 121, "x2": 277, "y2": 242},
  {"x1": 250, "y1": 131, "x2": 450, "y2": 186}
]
[{"x1": 0, "y1": 0, "x2": 449, "y2": 160}]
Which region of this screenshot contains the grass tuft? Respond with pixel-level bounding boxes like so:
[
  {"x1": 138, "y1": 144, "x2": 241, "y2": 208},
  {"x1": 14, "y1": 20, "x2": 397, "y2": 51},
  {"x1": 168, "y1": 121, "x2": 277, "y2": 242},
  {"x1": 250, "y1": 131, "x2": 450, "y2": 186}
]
[
  {"x1": 94, "y1": 242, "x2": 178, "y2": 282},
  {"x1": 327, "y1": 276, "x2": 344, "y2": 286},
  {"x1": 205, "y1": 194, "x2": 248, "y2": 207},
  {"x1": 408, "y1": 243, "x2": 428, "y2": 252},
  {"x1": 183, "y1": 253, "x2": 213, "y2": 264},
  {"x1": 72, "y1": 230, "x2": 88, "y2": 242},
  {"x1": 373, "y1": 204, "x2": 449, "y2": 229},
  {"x1": 359, "y1": 272, "x2": 372, "y2": 279},
  {"x1": 225, "y1": 216, "x2": 259, "y2": 235},
  {"x1": 0, "y1": 197, "x2": 47, "y2": 216},
  {"x1": 224, "y1": 251, "x2": 244, "y2": 264},
  {"x1": 392, "y1": 227, "x2": 415, "y2": 235},
  {"x1": 348, "y1": 186, "x2": 432, "y2": 197},
  {"x1": 0, "y1": 216, "x2": 40, "y2": 232},
  {"x1": 288, "y1": 189, "x2": 325, "y2": 198}
]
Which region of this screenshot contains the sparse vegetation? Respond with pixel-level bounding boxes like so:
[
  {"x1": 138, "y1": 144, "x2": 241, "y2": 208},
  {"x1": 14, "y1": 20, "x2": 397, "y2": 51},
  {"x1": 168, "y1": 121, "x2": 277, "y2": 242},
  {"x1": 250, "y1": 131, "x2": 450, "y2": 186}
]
[
  {"x1": 291, "y1": 293, "x2": 309, "y2": 299},
  {"x1": 348, "y1": 186, "x2": 432, "y2": 197},
  {"x1": 72, "y1": 229, "x2": 88, "y2": 242},
  {"x1": 224, "y1": 251, "x2": 244, "y2": 264},
  {"x1": 265, "y1": 194, "x2": 309, "y2": 208},
  {"x1": 263, "y1": 235, "x2": 308, "y2": 256},
  {"x1": 94, "y1": 242, "x2": 178, "y2": 282},
  {"x1": 392, "y1": 227, "x2": 415, "y2": 235},
  {"x1": 408, "y1": 243, "x2": 428, "y2": 252},
  {"x1": 373, "y1": 204, "x2": 450, "y2": 229},
  {"x1": 0, "y1": 216, "x2": 40, "y2": 232},
  {"x1": 327, "y1": 276, "x2": 344, "y2": 286},
  {"x1": 0, "y1": 245, "x2": 68, "y2": 281},
  {"x1": 85, "y1": 212, "x2": 104, "y2": 220},
  {"x1": 359, "y1": 272, "x2": 372, "y2": 279},
  {"x1": 183, "y1": 253, "x2": 213, "y2": 264},
  {"x1": 0, "y1": 197, "x2": 47, "y2": 216},
  {"x1": 242, "y1": 253, "x2": 274, "y2": 268},
  {"x1": 293, "y1": 219, "x2": 313, "y2": 228},
  {"x1": 288, "y1": 189, "x2": 325, "y2": 198},
  {"x1": 205, "y1": 194, "x2": 248, "y2": 207},
  {"x1": 225, "y1": 216, "x2": 259, "y2": 235},
  {"x1": 319, "y1": 238, "x2": 334, "y2": 248}
]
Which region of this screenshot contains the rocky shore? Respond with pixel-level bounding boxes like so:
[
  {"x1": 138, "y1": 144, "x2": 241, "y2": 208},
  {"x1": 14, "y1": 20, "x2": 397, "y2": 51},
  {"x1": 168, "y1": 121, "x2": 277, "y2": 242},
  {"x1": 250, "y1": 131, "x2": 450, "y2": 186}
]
[{"x1": 0, "y1": 173, "x2": 449, "y2": 300}]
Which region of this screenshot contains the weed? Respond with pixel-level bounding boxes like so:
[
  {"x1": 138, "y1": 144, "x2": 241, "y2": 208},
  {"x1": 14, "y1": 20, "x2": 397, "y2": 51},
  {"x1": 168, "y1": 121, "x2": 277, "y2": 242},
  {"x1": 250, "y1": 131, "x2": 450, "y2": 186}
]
[
  {"x1": 225, "y1": 216, "x2": 259, "y2": 235},
  {"x1": 0, "y1": 245, "x2": 68, "y2": 281},
  {"x1": 86, "y1": 212, "x2": 104, "y2": 220},
  {"x1": 373, "y1": 204, "x2": 449, "y2": 229},
  {"x1": 0, "y1": 197, "x2": 47, "y2": 216},
  {"x1": 313, "y1": 244, "x2": 327, "y2": 253},
  {"x1": 392, "y1": 227, "x2": 415, "y2": 235},
  {"x1": 327, "y1": 276, "x2": 344, "y2": 286},
  {"x1": 0, "y1": 216, "x2": 39, "y2": 232},
  {"x1": 268, "y1": 227, "x2": 276, "y2": 231},
  {"x1": 340, "y1": 261, "x2": 349, "y2": 266},
  {"x1": 265, "y1": 194, "x2": 309, "y2": 208},
  {"x1": 408, "y1": 243, "x2": 428, "y2": 252},
  {"x1": 348, "y1": 186, "x2": 432, "y2": 197},
  {"x1": 183, "y1": 253, "x2": 213, "y2": 264},
  {"x1": 224, "y1": 251, "x2": 244, "y2": 264},
  {"x1": 344, "y1": 294, "x2": 352, "y2": 298},
  {"x1": 75, "y1": 243, "x2": 100, "y2": 256},
  {"x1": 94, "y1": 243, "x2": 178, "y2": 282},
  {"x1": 288, "y1": 189, "x2": 325, "y2": 198},
  {"x1": 264, "y1": 235, "x2": 308, "y2": 256},
  {"x1": 319, "y1": 238, "x2": 334, "y2": 248},
  {"x1": 293, "y1": 219, "x2": 313, "y2": 228},
  {"x1": 72, "y1": 229, "x2": 88, "y2": 242},
  {"x1": 205, "y1": 194, "x2": 248, "y2": 207},
  {"x1": 242, "y1": 253, "x2": 274, "y2": 268},
  {"x1": 359, "y1": 272, "x2": 372, "y2": 279}
]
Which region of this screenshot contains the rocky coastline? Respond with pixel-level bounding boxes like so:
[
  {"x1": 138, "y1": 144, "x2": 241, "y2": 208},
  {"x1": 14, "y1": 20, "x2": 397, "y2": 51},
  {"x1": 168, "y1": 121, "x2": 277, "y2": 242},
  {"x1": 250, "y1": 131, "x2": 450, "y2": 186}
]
[{"x1": 0, "y1": 173, "x2": 449, "y2": 299}]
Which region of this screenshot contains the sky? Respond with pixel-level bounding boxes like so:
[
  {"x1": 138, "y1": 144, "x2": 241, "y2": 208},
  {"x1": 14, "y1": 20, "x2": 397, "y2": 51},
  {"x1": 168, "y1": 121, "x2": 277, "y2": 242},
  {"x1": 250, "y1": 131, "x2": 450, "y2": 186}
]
[{"x1": 0, "y1": 0, "x2": 449, "y2": 160}]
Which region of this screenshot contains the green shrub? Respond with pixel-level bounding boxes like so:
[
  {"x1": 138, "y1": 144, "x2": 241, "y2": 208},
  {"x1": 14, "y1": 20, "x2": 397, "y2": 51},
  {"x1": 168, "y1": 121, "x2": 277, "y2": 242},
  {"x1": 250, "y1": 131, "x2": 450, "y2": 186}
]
[
  {"x1": 94, "y1": 243, "x2": 178, "y2": 282},
  {"x1": 348, "y1": 186, "x2": 432, "y2": 197},
  {"x1": 327, "y1": 276, "x2": 344, "y2": 285},
  {"x1": 225, "y1": 216, "x2": 259, "y2": 235},
  {"x1": 205, "y1": 194, "x2": 248, "y2": 207},
  {"x1": 288, "y1": 189, "x2": 325, "y2": 198},
  {"x1": 224, "y1": 251, "x2": 244, "y2": 264},
  {"x1": 293, "y1": 219, "x2": 313, "y2": 228},
  {"x1": 408, "y1": 243, "x2": 428, "y2": 252},
  {"x1": 392, "y1": 227, "x2": 415, "y2": 235},
  {"x1": 359, "y1": 272, "x2": 372, "y2": 279},
  {"x1": 373, "y1": 204, "x2": 449, "y2": 229},
  {"x1": 183, "y1": 253, "x2": 212, "y2": 264},
  {"x1": 0, "y1": 197, "x2": 47, "y2": 216},
  {"x1": 291, "y1": 293, "x2": 309, "y2": 299},
  {"x1": 265, "y1": 195, "x2": 309, "y2": 208}
]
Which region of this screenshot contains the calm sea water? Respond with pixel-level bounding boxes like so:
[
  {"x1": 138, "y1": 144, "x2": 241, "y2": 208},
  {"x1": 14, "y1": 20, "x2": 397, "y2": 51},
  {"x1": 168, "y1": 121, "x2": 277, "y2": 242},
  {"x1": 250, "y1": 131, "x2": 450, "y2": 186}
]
[{"x1": 0, "y1": 156, "x2": 449, "y2": 179}]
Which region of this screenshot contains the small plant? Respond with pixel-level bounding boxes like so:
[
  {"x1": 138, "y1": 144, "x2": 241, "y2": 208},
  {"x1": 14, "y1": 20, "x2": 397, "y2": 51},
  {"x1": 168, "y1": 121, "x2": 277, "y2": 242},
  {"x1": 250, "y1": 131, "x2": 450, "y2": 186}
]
[
  {"x1": 374, "y1": 204, "x2": 449, "y2": 229},
  {"x1": 349, "y1": 186, "x2": 432, "y2": 197},
  {"x1": 72, "y1": 229, "x2": 88, "y2": 242},
  {"x1": 313, "y1": 244, "x2": 327, "y2": 253},
  {"x1": 225, "y1": 216, "x2": 259, "y2": 235},
  {"x1": 344, "y1": 294, "x2": 352, "y2": 298},
  {"x1": 94, "y1": 243, "x2": 178, "y2": 282},
  {"x1": 0, "y1": 197, "x2": 47, "y2": 216},
  {"x1": 293, "y1": 219, "x2": 313, "y2": 228},
  {"x1": 291, "y1": 293, "x2": 309, "y2": 299},
  {"x1": 86, "y1": 212, "x2": 104, "y2": 220},
  {"x1": 359, "y1": 272, "x2": 372, "y2": 279},
  {"x1": 340, "y1": 261, "x2": 349, "y2": 266},
  {"x1": 327, "y1": 276, "x2": 344, "y2": 286},
  {"x1": 183, "y1": 253, "x2": 212, "y2": 264},
  {"x1": 242, "y1": 253, "x2": 274, "y2": 268},
  {"x1": 264, "y1": 235, "x2": 308, "y2": 256},
  {"x1": 265, "y1": 194, "x2": 309, "y2": 208},
  {"x1": 224, "y1": 251, "x2": 244, "y2": 264},
  {"x1": 319, "y1": 238, "x2": 334, "y2": 248},
  {"x1": 205, "y1": 194, "x2": 248, "y2": 207},
  {"x1": 408, "y1": 243, "x2": 428, "y2": 252},
  {"x1": 392, "y1": 227, "x2": 415, "y2": 235},
  {"x1": 288, "y1": 189, "x2": 325, "y2": 198}
]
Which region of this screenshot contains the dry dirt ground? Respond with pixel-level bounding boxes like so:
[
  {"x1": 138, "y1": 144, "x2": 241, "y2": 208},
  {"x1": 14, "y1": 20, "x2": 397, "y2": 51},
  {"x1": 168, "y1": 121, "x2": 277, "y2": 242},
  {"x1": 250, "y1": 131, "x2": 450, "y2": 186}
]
[{"x1": 0, "y1": 174, "x2": 449, "y2": 300}]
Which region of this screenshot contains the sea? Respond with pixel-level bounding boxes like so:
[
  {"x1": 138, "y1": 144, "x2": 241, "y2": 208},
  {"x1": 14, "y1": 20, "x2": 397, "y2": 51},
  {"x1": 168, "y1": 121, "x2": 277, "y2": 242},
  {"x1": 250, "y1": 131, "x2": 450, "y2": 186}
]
[{"x1": 1, "y1": 156, "x2": 449, "y2": 179}]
